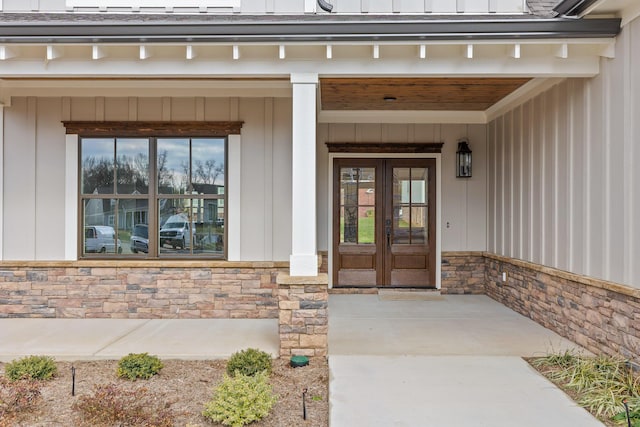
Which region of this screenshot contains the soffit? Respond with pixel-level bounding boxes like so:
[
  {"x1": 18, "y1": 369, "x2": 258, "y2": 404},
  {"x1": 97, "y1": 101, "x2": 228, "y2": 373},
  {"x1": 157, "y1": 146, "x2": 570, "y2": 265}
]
[{"x1": 320, "y1": 78, "x2": 532, "y2": 111}]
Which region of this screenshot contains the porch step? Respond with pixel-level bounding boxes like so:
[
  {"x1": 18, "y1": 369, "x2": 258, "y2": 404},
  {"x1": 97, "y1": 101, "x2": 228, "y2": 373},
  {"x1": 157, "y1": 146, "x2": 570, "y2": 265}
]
[{"x1": 378, "y1": 289, "x2": 444, "y2": 301}]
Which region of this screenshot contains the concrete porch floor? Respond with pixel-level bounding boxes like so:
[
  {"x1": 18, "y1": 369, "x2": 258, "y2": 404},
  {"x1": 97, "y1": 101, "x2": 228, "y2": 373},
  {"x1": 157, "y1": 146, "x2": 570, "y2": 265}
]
[{"x1": 328, "y1": 294, "x2": 603, "y2": 427}]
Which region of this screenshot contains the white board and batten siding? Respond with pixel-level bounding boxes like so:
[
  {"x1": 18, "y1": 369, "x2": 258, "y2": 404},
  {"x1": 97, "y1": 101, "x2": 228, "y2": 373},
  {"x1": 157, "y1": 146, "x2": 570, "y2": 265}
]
[
  {"x1": 1, "y1": 96, "x2": 293, "y2": 262},
  {"x1": 487, "y1": 16, "x2": 640, "y2": 289}
]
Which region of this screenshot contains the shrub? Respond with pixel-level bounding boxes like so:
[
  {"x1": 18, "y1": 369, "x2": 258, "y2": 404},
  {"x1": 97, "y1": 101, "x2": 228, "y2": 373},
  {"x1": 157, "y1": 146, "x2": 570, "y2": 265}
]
[
  {"x1": 0, "y1": 377, "x2": 42, "y2": 426},
  {"x1": 4, "y1": 355, "x2": 57, "y2": 381},
  {"x1": 116, "y1": 353, "x2": 163, "y2": 380},
  {"x1": 73, "y1": 382, "x2": 175, "y2": 427},
  {"x1": 226, "y1": 348, "x2": 272, "y2": 377},
  {"x1": 202, "y1": 371, "x2": 277, "y2": 427}
]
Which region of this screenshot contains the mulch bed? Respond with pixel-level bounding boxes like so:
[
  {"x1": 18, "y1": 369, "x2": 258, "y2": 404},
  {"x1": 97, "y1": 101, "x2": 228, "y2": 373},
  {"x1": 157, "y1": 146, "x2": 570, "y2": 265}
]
[{"x1": 1, "y1": 357, "x2": 329, "y2": 426}]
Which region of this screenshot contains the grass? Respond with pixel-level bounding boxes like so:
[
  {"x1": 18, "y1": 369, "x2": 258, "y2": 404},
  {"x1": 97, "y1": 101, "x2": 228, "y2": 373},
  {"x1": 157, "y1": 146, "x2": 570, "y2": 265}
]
[{"x1": 531, "y1": 352, "x2": 640, "y2": 426}]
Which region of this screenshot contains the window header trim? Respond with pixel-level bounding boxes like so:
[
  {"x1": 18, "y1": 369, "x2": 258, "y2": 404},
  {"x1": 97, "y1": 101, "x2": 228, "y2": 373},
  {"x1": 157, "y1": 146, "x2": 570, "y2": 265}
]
[{"x1": 63, "y1": 121, "x2": 244, "y2": 137}]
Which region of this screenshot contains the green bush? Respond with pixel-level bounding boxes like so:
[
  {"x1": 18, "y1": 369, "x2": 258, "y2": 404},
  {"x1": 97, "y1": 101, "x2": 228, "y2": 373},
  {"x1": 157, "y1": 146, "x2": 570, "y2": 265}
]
[
  {"x1": 4, "y1": 355, "x2": 57, "y2": 381},
  {"x1": 202, "y1": 371, "x2": 277, "y2": 427},
  {"x1": 226, "y1": 348, "x2": 272, "y2": 377},
  {"x1": 73, "y1": 383, "x2": 174, "y2": 427},
  {"x1": 116, "y1": 353, "x2": 163, "y2": 380},
  {"x1": 0, "y1": 377, "x2": 42, "y2": 426}
]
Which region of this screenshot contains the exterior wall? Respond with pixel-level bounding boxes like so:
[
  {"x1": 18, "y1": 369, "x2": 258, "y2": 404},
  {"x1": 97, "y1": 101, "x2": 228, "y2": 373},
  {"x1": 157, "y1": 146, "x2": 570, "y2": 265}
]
[
  {"x1": 487, "y1": 16, "x2": 640, "y2": 289},
  {"x1": 0, "y1": 261, "x2": 284, "y2": 319},
  {"x1": 1, "y1": 96, "x2": 293, "y2": 262},
  {"x1": 0, "y1": 0, "x2": 528, "y2": 14},
  {"x1": 486, "y1": 253, "x2": 640, "y2": 365},
  {"x1": 441, "y1": 251, "x2": 485, "y2": 294},
  {"x1": 317, "y1": 123, "x2": 487, "y2": 253}
]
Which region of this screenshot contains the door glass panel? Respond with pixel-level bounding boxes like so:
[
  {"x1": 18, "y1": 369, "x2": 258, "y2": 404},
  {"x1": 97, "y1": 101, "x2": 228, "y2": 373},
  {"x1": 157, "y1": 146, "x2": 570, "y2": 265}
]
[
  {"x1": 340, "y1": 167, "x2": 376, "y2": 244},
  {"x1": 393, "y1": 167, "x2": 428, "y2": 244}
]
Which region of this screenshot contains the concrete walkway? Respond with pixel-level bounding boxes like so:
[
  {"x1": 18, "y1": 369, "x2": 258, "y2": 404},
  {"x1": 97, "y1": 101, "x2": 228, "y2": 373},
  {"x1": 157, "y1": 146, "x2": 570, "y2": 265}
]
[
  {"x1": 328, "y1": 294, "x2": 603, "y2": 427},
  {"x1": 0, "y1": 318, "x2": 279, "y2": 361}
]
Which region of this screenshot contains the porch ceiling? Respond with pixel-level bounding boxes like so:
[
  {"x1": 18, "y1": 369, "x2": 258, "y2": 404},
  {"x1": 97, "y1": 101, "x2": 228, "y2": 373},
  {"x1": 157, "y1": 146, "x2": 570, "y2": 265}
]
[{"x1": 320, "y1": 77, "x2": 532, "y2": 111}]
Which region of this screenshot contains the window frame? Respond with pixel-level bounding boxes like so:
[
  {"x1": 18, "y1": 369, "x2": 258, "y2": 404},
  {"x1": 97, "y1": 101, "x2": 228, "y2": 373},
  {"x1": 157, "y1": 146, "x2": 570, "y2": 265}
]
[{"x1": 65, "y1": 121, "x2": 243, "y2": 260}]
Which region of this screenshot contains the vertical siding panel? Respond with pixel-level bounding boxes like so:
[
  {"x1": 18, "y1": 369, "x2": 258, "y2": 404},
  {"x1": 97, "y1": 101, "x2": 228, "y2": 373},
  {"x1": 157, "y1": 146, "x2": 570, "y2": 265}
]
[
  {"x1": 569, "y1": 79, "x2": 586, "y2": 275},
  {"x1": 521, "y1": 101, "x2": 531, "y2": 261},
  {"x1": 543, "y1": 89, "x2": 556, "y2": 267},
  {"x1": 263, "y1": 98, "x2": 274, "y2": 260},
  {"x1": 503, "y1": 111, "x2": 513, "y2": 257},
  {"x1": 137, "y1": 98, "x2": 163, "y2": 121},
  {"x1": 555, "y1": 82, "x2": 569, "y2": 270},
  {"x1": 586, "y1": 68, "x2": 605, "y2": 279},
  {"x1": 495, "y1": 116, "x2": 504, "y2": 254},
  {"x1": 4, "y1": 98, "x2": 36, "y2": 259},
  {"x1": 606, "y1": 32, "x2": 627, "y2": 284},
  {"x1": 355, "y1": 123, "x2": 382, "y2": 142},
  {"x1": 512, "y1": 106, "x2": 522, "y2": 259},
  {"x1": 104, "y1": 98, "x2": 129, "y2": 121},
  {"x1": 531, "y1": 96, "x2": 543, "y2": 264},
  {"x1": 630, "y1": 20, "x2": 640, "y2": 286},
  {"x1": 35, "y1": 98, "x2": 65, "y2": 260},
  {"x1": 317, "y1": 122, "x2": 329, "y2": 253},
  {"x1": 170, "y1": 98, "x2": 197, "y2": 121},
  {"x1": 204, "y1": 98, "x2": 231, "y2": 121},
  {"x1": 441, "y1": 124, "x2": 465, "y2": 251},
  {"x1": 487, "y1": 121, "x2": 496, "y2": 252},
  {"x1": 239, "y1": 99, "x2": 266, "y2": 260},
  {"x1": 467, "y1": 123, "x2": 487, "y2": 250},
  {"x1": 272, "y1": 98, "x2": 292, "y2": 260},
  {"x1": 70, "y1": 98, "x2": 96, "y2": 121}
]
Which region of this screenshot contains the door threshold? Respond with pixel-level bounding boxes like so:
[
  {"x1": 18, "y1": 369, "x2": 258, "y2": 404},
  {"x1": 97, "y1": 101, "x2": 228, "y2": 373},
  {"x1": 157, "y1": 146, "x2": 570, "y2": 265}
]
[{"x1": 378, "y1": 289, "x2": 443, "y2": 301}]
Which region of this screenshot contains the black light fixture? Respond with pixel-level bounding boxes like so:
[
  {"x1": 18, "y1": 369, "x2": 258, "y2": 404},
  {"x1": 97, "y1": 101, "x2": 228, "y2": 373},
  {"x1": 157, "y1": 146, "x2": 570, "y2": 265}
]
[{"x1": 456, "y1": 139, "x2": 472, "y2": 178}]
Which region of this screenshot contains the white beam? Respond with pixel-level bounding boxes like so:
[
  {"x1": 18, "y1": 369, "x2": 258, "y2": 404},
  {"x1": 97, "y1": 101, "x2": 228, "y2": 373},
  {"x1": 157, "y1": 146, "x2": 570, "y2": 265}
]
[
  {"x1": 46, "y1": 45, "x2": 63, "y2": 61},
  {"x1": 485, "y1": 77, "x2": 565, "y2": 121},
  {"x1": 319, "y1": 109, "x2": 487, "y2": 124},
  {"x1": 279, "y1": 45, "x2": 286, "y2": 60},
  {"x1": 0, "y1": 57, "x2": 603, "y2": 78},
  {"x1": 92, "y1": 45, "x2": 107, "y2": 60},
  {"x1": 232, "y1": 45, "x2": 240, "y2": 60},
  {"x1": 290, "y1": 72, "x2": 319, "y2": 276},
  {"x1": 326, "y1": 45, "x2": 332, "y2": 59},
  {"x1": 373, "y1": 45, "x2": 380, "y2": 59}
]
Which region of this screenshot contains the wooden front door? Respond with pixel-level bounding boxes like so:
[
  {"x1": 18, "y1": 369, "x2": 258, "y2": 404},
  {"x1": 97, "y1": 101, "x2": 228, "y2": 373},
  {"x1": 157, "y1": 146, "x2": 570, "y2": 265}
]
[{"x1": 333, "y1": 158, "x2": 436, "y2": 288}]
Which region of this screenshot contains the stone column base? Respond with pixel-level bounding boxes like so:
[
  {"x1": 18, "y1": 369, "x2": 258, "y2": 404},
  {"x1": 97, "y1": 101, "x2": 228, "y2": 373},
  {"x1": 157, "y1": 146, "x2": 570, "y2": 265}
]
[{"x1": 276, "y1": 272, "x2": 328, "y2": 358}]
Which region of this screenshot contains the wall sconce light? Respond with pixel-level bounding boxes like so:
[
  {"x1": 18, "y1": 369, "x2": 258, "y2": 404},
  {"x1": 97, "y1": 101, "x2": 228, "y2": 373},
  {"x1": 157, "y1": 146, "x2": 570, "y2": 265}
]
[{"x1": 456, "y1": 139, "x2": 472, "y2": 178}]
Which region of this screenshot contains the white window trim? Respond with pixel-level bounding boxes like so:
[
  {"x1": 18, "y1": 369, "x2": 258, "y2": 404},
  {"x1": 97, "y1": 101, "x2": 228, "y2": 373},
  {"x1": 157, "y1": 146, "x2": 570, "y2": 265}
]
[{"x1": 65, "y1": 134, "x2": 79, "y2": 261}]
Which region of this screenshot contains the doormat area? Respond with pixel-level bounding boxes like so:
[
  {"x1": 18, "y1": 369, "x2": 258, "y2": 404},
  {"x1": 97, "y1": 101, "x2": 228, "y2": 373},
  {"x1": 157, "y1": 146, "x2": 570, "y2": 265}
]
[{"x1": 378, "y1": 290, "x2": 445, "y2": 301}]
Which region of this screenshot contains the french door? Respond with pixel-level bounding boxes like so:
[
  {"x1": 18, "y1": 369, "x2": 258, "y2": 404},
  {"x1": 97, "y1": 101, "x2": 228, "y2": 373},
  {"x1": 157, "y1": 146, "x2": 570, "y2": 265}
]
[{"x1": 333, "y1": 158, "x2": 436, "y2": 288}]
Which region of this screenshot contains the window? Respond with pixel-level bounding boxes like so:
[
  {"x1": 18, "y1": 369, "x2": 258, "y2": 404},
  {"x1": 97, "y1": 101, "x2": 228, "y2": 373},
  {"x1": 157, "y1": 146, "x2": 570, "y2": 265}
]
[{"x1": 80, "y1": 135, "x2": 227, "y2": 258}]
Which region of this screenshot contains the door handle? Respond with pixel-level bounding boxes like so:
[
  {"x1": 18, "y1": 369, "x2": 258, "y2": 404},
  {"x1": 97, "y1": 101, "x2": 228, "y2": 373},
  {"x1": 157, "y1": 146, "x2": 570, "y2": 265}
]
[{"x1": 385, "y1": 219, "x2": 391, "y2": 248}]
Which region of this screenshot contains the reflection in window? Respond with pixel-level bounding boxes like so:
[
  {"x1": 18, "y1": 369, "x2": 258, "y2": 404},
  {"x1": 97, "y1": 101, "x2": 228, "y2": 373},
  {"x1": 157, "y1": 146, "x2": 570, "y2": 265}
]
[
  {"x1": 80, "y1": 136, "x2": 226, "y2": 259},
  {"x1": 339, "y1": 167, "x2": 375, "y2": 244},
  {"x1": 393, "y1": 167, "x2": 428, "y2": 245}
]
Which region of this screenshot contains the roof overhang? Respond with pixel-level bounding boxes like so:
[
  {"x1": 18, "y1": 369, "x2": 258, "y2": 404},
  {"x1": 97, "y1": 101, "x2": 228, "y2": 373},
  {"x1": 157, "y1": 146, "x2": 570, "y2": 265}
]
[{"x1": 0, "y1": 14, "x2": 622, "y2": 44}]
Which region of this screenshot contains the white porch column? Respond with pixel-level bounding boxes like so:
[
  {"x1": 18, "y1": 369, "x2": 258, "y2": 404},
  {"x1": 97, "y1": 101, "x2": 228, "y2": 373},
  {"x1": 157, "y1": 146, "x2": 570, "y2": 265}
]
[
  {"x1": 290, "y1": 73, "x2": 318, "y2": 276},
  {"x1": 0, "y1": 105, "x2": 4, "y2": 260}
]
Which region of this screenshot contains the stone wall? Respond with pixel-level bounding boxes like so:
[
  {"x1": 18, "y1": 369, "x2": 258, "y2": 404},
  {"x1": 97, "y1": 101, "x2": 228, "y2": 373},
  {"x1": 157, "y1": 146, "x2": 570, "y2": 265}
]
[
  {"x1": 0, "y1": 261, "x2": 285, "y2": 319},
  {"x1": 485, "y1": 253, "x2": 640, "y2": 365},
  {"x1": 441, "y1": 252, "x2": 485, "y2": 294},
  {"x1": 277, "y1": 273, "x2": 329, "y2": 357}
]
